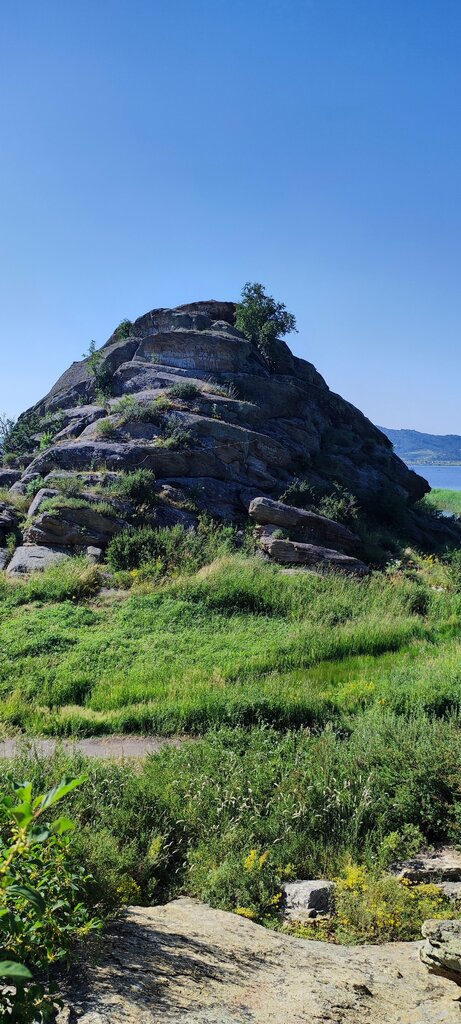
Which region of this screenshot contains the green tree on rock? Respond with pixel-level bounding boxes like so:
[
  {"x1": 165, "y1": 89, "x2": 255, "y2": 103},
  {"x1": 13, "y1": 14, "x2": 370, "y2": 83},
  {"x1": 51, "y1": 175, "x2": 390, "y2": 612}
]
[{"x1": 235, "y1": 282, "x2": 297, "y2": 368}]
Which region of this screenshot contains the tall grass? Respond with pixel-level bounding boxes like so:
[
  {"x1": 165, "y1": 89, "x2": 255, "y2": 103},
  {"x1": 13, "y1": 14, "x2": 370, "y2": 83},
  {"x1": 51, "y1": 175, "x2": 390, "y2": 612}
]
[
  {"x1": 4, "y1": 714, "x2": 461, "y2": 917},
  {"x1": 0, "y1": 553, "x2": 460, "y2": 735}
]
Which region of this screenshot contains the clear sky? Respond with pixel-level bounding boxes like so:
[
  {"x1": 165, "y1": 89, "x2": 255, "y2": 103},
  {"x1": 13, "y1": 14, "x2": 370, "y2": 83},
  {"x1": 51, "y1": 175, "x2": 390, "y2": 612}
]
[{"x1": 1, "y1": 0, "x2": 460, "y2": 432}]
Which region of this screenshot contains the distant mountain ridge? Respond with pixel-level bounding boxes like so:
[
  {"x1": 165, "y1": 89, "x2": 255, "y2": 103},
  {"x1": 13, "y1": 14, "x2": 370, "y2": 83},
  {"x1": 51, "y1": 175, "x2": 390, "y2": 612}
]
[{"x1": 380, "y1": 427, "x2": 461, "y2": 465}]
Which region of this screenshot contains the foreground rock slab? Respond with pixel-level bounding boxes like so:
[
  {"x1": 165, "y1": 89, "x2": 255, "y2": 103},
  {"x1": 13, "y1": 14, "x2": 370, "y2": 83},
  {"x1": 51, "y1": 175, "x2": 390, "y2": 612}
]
[{"x1": 58, "y1": 898, "x2": 460, "y2": 1023}]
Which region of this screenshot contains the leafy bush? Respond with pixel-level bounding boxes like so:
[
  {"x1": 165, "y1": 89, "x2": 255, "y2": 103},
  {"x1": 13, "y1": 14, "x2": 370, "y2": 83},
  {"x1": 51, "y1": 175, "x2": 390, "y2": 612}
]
[
  {"x1": 235, "y1": 282, "x2": 297, "y2": 367},
  {"x1": 114, "y1": 319, "x2": 133, "y2": 340},
  {"x1": 0, "y1": 774, "x2": 99, "y2": 1021},
  {"x1": 110, "y1": 396, "x2": 164, "y2": 424},
  {"x1": 280, "y1": 478, "x2": 360, "y2": 527},
  {"x1": 159, "y1": 415, "x2": 193, "y2": 449},
  {"x1": 25, "y1": 476, "x2": 47, "y2": 498},
  {"x1": 83, "y1": 341, "x2": 113, "y2": 399},
  {"x1": 110, "y1": 470, "x2": 156, "y2": 507},
  {"x1": 53, "y1": 476, "x2": 84, "y2": 498},
  {"x1": 2, "y1": 413, "x2": 40, "y2": 458},
  {"x1": 95, "y1": 416, "x2": 116, "y2": 438},
  {"x1": 168, "y1": 382, "x2": 202, "y2": 400},
  {"x1": 290, "y1": 864, "x2": 456, "y2": 944},
  {"x1": 106, "y1": 521, "x2": 238, "y2": 573}
]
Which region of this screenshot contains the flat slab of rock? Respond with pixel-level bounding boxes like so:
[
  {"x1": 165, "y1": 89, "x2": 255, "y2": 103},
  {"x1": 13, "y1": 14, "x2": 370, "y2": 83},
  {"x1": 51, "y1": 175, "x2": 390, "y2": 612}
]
[
  {"x1": 7, "y1": 544, "x2": 71, "y2": 575},
  {"x1": 260, "y1": 535, "x2": 371, "y2": 574},
  {"x1": 421, "y1": 919, "x2": 461, "y2": 981},
  {"x1": 249, "y1": 496, "x2": 361, "y2": 555},
  {"x1": 392, "y1": 847, "x2": 461, "y2": 882},
  {"x1": 57, "y1": 898, "x2": 460, "y2": 1023},
  {"x1": 283, "y1": 879, "x2": 334, "y2": 919}
]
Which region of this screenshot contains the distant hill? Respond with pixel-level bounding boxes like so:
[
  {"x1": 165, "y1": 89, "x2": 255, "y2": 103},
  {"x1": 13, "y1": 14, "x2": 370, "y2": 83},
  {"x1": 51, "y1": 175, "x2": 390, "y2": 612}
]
[{"x1": 380, "y1": 427, "x2": 461, "y2": 465}]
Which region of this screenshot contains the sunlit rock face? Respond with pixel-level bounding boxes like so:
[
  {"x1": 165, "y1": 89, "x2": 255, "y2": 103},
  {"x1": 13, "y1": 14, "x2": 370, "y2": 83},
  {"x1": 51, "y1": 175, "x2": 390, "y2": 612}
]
[{"x1": 3, "y1": 299, "x2": 429, "y2": 566}]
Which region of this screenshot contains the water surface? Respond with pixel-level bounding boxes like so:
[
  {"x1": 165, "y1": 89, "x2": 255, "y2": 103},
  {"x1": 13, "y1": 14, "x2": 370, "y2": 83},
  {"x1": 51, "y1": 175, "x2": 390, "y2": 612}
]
[{"x1": 407, "y1": 465, "x2": 461, "y2": 490}]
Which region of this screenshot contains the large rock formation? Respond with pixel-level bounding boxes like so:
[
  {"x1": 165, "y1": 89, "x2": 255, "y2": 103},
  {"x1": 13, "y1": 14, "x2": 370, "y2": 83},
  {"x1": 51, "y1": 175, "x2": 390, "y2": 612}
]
[
  {"x1": 56, "y1": 898, "x2": 460, "y2": 1023},
  {"x1": 1, "y1": 300, "x2": 430, "y2": 569}
]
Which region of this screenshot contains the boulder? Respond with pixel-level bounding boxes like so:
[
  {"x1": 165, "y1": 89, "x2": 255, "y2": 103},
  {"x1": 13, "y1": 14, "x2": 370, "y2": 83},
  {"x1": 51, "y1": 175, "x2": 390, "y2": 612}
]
[
  {"x1": 259, "y1": 535, "x2": 371, "y2": 575},
  {"x1": 0, "y1": 469, "x2": 21, "y2": 487},
  {"x1": 421, "y1": 919, "x2": 461, "y2": 982},
  {"x1": 391, "y1": 847, "x2": 461, "y2": 882},
  {"x1": 0, "y1": 501, "x2": 19, "y2": 543},
  {"x1": 27, "y1": 487, "x2": 57, "y2": 518},
  {"x1": 7, "y1": 544, "x2": 71, "y2": 575},
  {"x1": 24, "y1": 504, "x2": 128, "y2": 548},
  {"x1": 283, "y1": 879, "x2": 334, "y2": 920},
  {"x1": 56, "y1": 897, "x2": 461, "y2": 1023},
  {"x1": 249, "y1": 497, "x2": 361, "y2": 555},
  {"x1": 0, "y1": 548, "x2": 10, "y2": 571},
  {"x1": 86, "y1": 546, "x2": 103, "y2": 563}
]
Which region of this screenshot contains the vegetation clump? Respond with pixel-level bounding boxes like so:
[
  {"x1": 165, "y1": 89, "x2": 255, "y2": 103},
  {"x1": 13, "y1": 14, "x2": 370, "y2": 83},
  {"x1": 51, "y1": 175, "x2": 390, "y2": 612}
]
[
  {"x1": 0, "y1": 774, "x2": 99, "y2": 1021},
  {"x1": 235, "y1": 282, "x2": 297, "y2": 367}
]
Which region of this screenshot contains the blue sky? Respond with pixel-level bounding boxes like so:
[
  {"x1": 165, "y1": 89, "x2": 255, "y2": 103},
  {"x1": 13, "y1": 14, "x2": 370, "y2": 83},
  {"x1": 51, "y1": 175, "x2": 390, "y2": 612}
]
[{"x1": 1, "y1": 0, "x2": 460, "y2": 432}]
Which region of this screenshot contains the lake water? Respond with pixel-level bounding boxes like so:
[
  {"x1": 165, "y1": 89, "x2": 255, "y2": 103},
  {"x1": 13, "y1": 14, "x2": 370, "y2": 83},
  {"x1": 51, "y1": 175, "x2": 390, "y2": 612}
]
[{"x1": 407, "y1": 464, "x2": 461, "y2": 490}]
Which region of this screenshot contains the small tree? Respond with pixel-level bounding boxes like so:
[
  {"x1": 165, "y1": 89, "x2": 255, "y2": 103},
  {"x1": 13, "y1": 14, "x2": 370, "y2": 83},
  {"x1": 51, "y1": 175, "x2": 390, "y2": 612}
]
[
  {"x1": 0, "y1": 414, "x2": 16, "y2": 457},
  {"x1": 235, "y1": 282, "x2": 297, "y2": 367}
]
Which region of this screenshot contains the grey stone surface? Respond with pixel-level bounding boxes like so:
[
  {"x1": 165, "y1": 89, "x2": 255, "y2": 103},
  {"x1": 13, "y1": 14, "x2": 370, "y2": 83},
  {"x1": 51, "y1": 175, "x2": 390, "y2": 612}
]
[
  {"x1": 259, "y1": 535, "x2": 371, "y2": 574},
  {"x1": 392, "y1": 847, "x2": 461, "y2": 882},
  {"x1": 439, "y1": 882, "x2": 461, "y2": 902},
  {"x1": 283, "y1": 879, "x2": 334, "y2": 918},
  {"x1": 0, "y1": 469, "x2": 21, "y2": 487},
  {"x1": 24, "y1": 503, "x2": 127, "y2": 548},
  {"x1": 86, "y1": 545, "x2": 103, "y2": 563},
  {"x1": 0, "y1": 501, "x2": 19, "y2": 543},
  {"x1": 0, "y1": 548, "x2": 10, "y2": 570},
  {"x1": 249, "y1": 496, "x2": 361, "y2": 554},
  {"x1": 1, "y1": 299, "x2": 441, "y2": 554},
  {"x1": 7, "y1": 544, "x2": 71, "y2": 575},
  {"x1": 27, "y1": 487, "x2": 57, "y2": 518},
  {"x1": 421, "y1": 918, "x2": 461, "y2": 981},
  {"x1": 56, "y1": 898, "x2": 461, "y2": 1023}
]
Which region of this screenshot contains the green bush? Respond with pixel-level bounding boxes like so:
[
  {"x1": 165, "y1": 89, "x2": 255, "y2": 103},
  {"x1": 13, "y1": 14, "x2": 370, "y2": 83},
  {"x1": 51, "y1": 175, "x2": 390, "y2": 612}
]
[
  {"x1": 110, "y1": 470, "x2": 156, "y2": 507},
  {"x1": 106, "y1": 520, "x2": 237, "y2": 573},
  {"x1": 280, "y1": 478, "x2": 360, "y2": 527},
  {"x1": 168, "y1": 382, "x2": 202, "y2": 400},
  {"x1": 114, "y1": 319, "x2": 133, "y2": 340},
  {"x1": 110, "y1": 396, "x2": 164, "y2": 425},
  {"x1": 290, "y1": 863, "x2": 455, "y2": 944},
  {"x1": 235, "y1": 282, "x2": 297, "y2": 368},
  {"x1": 53, "y1": 476, "x2": 85, "y2": 498},
  {"x1": 6, "y1": 713, "x2": 461, "y2": 932},
  {"x1": 0, "y1": 774, "x2": 99, "y2": 1021}
]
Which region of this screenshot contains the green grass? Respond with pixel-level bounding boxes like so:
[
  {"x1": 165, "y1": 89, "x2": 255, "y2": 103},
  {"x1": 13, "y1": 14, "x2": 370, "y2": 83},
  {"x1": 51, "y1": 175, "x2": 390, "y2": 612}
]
[
  {"x1": 425, "y1": 488, "x2": 461, "y2": 515},
  {"x1": 4, "y1": 712, "x2": 461, "y2": 925},
  {"x1": 0, "y1": 553, "x2": 460, "y2": 736}
]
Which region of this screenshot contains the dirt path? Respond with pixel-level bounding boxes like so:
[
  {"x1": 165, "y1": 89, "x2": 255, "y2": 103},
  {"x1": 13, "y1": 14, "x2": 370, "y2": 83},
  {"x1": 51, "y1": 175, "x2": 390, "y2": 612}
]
[{"x1": 0, "y1": 734, "x2": 188, "y2": 760}]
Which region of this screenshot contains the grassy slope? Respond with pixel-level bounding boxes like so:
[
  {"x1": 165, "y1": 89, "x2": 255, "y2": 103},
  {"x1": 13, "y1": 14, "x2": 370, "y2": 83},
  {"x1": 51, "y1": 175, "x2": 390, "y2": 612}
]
[
  {"x1": 425, "y1": 488, "x2": 461, "y2": 515},
  {"x1": 1, "y1": 552, "x2": 460, "y2": 735}
]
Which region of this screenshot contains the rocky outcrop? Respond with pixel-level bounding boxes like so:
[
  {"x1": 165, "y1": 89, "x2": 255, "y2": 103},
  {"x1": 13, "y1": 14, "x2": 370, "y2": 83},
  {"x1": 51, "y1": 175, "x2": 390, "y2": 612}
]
[
  {"x1": 283, "y1": 879, "x2": 334, "y2": 920},
  {"x1": 1, "y1": 300, "x2": 431, "y2": 568},
  {"x1": 421, "y1": 919, "x2": 461, "y2": 982},
  {"x1": 391, "y1": 847, "x2": 461, "y2": 883},
  {"x1": 56, "y1": 898, "x2": 461, "y2": 1023},
  {"x1": 7, "y1": 544, "x2": 72, "y2": 575},
  {"x1": 258, "y1": 535, "x2": 371, "y2": 574},
  {"x1": 249, "y1": 496, "x2": 362, "y2": 553}
]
